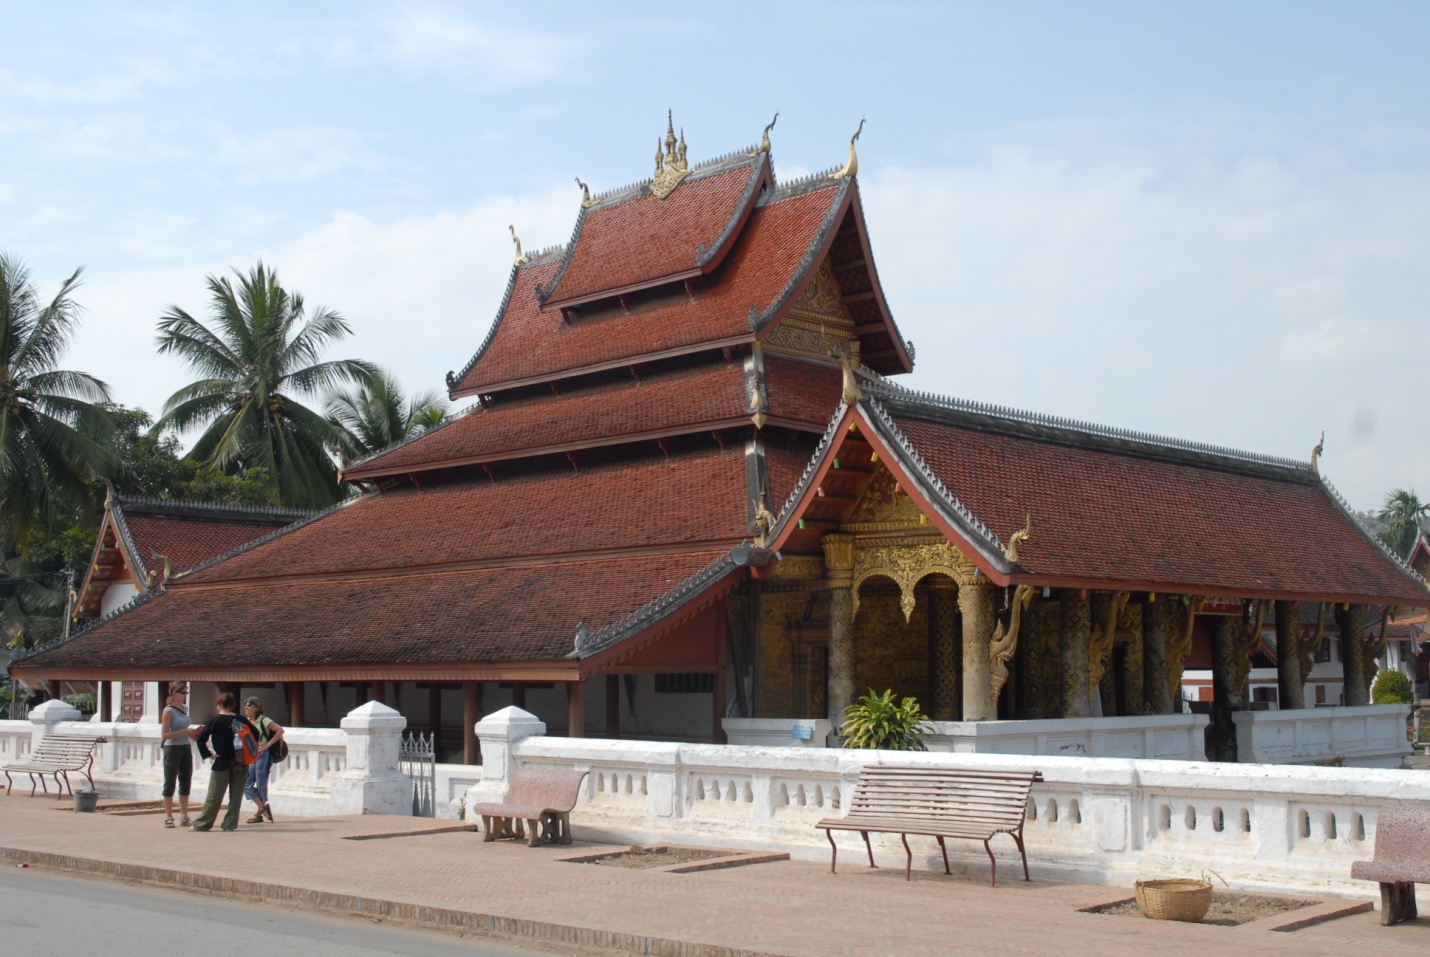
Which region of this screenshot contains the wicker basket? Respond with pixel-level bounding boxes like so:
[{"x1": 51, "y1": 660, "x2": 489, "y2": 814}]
[{"x1": 1134, "y1": 878, "x2": 1212, "y2": 922}]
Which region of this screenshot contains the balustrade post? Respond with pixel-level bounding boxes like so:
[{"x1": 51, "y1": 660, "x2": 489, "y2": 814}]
[
  {"x1": 29, "y1": 699, "x2": 81, "y2": 750},
  {"x1": 468, "y1": 706, "x2": 547, "y2": 805},
  {"x1": 329, "y1": 701, "x2": 409, "y2": 815}
]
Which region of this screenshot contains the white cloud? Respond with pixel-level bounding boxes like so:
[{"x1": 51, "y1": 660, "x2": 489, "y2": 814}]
[{"x1": 212, "y1": 126, "x2": 393, "y2": 184}]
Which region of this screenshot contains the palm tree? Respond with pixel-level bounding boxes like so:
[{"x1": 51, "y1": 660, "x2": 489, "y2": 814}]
[
  {"x1": 325, "y1": 370, "x2": 449, "y2": 465},
  {"x1": 153, "y1": 262, "x2": 376, "y2": 509},
  {"x1": 1376, "y1": 487, "x2": 1429, "y2": 559},
  {"x1": 0, "y1": 254, "x2": 114, "y2": 555}
]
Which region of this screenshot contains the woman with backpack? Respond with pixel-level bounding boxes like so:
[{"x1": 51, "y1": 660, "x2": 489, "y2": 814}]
[
  {"x1": 190, "y1": 691, "x2": 262, "y2": 832},
  {"x1": 242, "y1": 696, "x2": 285, "y2": 823}
]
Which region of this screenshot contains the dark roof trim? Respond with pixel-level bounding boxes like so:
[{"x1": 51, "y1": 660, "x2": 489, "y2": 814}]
[
  {"x1": 569, "y1": 555, "x2": 738, "y2": 660},
  {"x1": 110, "y1": 505, "x2": 151, "y2": 590},
  {"x1": 843, "y1": 183, "x2": 913, "y2": 375},
  {"x1": 447, "y1": 263, "x2": 523, "y2": 394},
  {"x1": 747, "y1": 178, "x2": 851, "y2": 331},
  {"x1": 1319, "y1": 476, "x2": 1430, "y2": 596},
  {"x1": 115, "y1": 496, "x2": 316, "y2": 526},
  {"x1": 342, "y1": 402, "x2": 480, "y2": 479},
  {"x1": 10, "y1": 585, "x2": 168, "y2": 668}
]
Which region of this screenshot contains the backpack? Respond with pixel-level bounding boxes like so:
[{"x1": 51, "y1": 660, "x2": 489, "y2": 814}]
[
  {"x1": 260, "y1": 717, "x2": 289, "y2": 764},
  {"x1": 232, "y1": 719, "x2": 260, "y2": 766}
]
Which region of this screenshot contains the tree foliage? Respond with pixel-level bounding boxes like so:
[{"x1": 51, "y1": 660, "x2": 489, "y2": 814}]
[
  {"x1": 839, "y1": 688, "x2": 932, "y2": 751},
  {"x1": 153, "y1": 262, "x2": 376, "y2": 509},
  {"x1": 325, "y1": 369, "x2": 448, "y2": 464},
  {"x1": 1376, "y1": 488, "x2": 1428, "y2": 559}
]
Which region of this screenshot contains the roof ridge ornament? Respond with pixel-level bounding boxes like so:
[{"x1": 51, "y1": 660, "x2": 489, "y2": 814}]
[
  {"x1": 1310, "y1": 431, "x2": 1324, "y2": 475},
  {"x1": 575, "y1": 177, "x2": 595, "y2": 208},
  {"x1": 650, "y1": 110, "x2": 690, "y2": 199},
  {"x1": 1003, "y1": 515, "x2": 1032, "y2": 564},
  {"x1": 829, "y1": 118, "x2": 865, "y2": 180},
  {"x1": 747, "y1": 112, "x2": 778, "y2": 157},
  {"x1": 509, "y1": 225, "x2": 531, "y2": 265}
]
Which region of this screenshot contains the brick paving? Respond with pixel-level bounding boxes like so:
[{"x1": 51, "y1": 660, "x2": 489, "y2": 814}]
[{"x1": 1, "y1": 792, "x2": 1425, "y2": 956}]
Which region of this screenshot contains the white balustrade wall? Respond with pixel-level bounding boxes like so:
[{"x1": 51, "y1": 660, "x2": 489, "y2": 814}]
[{"x1": 469, "y1": 706, "x2": 1430, "y2": 902}]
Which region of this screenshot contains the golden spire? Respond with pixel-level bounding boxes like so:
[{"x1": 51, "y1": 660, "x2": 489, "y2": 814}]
[
  {"x1": 651, "y1": 110, "x2": 691, "y2": 199},
  {"x1": 1310, "y1": 431, "x2": 1324, "y2": 474},
  {"x1": 829, "y1": 118, "x2": 866, "y2": 180},
  {"x1": 509, "y1": 225, "x2": 530, "y2": 265},
  {"x1": 575, "y1": 176, "x2": 595, "y2": 208}
]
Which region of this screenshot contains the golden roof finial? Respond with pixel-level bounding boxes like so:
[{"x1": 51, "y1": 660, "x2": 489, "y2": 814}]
[
  {"x1": 651, "y1": 111, "x2": 691, "y2": 199},
  {"x1": 509, "y1": 225, "x2": 530, "y2": 266},
  {"x1": 836, "y1": 350, "x2": 863, "y2": 405},
  {"x1": 829, "y1": 118, "x2": 866, "y2": 180},
  {"x1": 746, "y1": 113, "x2": 779, "y2": 157},
  {"x1": 1310, "y1": 431, "x2": 1324, "y2": 475},
  {"x1": 575, "y1": 177, "x2": 595, "y2": 208},
  {"x1": 1003, "y1": 515, "x2": 1033, "y2": 564}
]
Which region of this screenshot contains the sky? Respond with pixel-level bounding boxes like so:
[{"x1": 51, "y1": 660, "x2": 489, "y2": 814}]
[{"x1": 3, "y1": 1, "x2": 1428, "y2": 512}]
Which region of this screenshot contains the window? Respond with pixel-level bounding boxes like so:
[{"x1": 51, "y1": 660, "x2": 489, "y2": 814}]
[{"x1": 654, "y1": 674, "x2": 714, "y2": 694}]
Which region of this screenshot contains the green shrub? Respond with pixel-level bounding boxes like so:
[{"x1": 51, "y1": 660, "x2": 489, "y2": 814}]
[
  {"x1": 1371, "y1": 670, "x2": 1414, "y2": 705},
  {"x1": 62, "y1": 692, "x2": 96, "y2": 714},
  {"x1": 839, "y1": 688, "x2": 931, "y2": 751}
]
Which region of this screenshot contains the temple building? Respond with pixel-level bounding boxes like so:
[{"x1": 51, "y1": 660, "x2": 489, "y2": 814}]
[{"x1": 12, "y1": 115, "x2": 1427, "y2": 763}]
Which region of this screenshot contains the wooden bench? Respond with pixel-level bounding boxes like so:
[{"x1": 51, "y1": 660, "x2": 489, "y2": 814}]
[
  {"x1": 471, "y1": 768, "x2": 589, "y2": 847},
  {"x1": 2, "y1": 733, "x2": 108, "y2": 799},
  {"x1": 815, "y1": 765, "x2": 1043, "y2": 887},
  {"x1": 1351, "y1": 804, "x2": 1430, "y2": 925}
]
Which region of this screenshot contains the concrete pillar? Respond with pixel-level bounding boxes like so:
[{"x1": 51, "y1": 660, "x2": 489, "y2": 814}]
[
  {"x1": 463, "y1": 681, "x2": 481, "y2": 763},
  {"x1": 1209, "y1": 615, "x2": 1244, "y2": 762},
  {"x1": 822, "y1": 533, "x2": 856, "y2": 742},
  {"x1": 1336, "y1": 603, "x2": 1369, "y2": 706},
  {"x1": 958, "y1": 574, "x2": 995, "y2": 721},
  {"x1": 29, "y1": 698, "x2": 82, "y2": 749},
  {"x1": 927, "y1": 579, "x2": 960, "y2": 720},
  {"x1": 1143, "y1": 597, "x2": 1175, "y2": 714},
  {"x1": 468, "y1": 707, "x2": 546, "y2": 804},
  {"x1": 566, "y1": 679, "x2": 586, "y2": 737},
  {"x1": 1060, "y1": 591, "x2": 1092, "y2": 718},
  {"x1": 1275, "y1": 601, "x2": 1304, "y2": 710},
  {"x1": 330, "y1": 701, "x2": 409, "y2": 815}
]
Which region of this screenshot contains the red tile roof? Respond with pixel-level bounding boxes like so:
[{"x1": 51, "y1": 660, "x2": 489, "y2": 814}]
[
  {"x1": 348, "y1": 356, "x2": 840, "y2": 480},
  {"x1": 184, "y1": 445, "x2": 755, "y2": 586},
  {"x1": 451, "y1": 182, "x2": 847, "y2": 396},
  {"x1": 540, "y1": 158, "x2": 767, "y2": 308},
  {"x1": 26, "y1": 550, "x2": 733, "y2": 672},
  {"x1": 123, "y1": 514, "x2": 294, "y2": 574},
  {"x1": 885, "y1": 405, "x2": 1429, "y2": 605}
]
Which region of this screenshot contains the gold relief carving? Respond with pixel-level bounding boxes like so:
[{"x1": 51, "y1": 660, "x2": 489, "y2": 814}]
[
  {"x1": 845, "y1": 468, "x2": 925, "y2": 530},
  {"x1": 762, "y1": 321, "x2": 855, "y2": 362},
  {"x1": 851, "y1": 540, "x2": 968, "y2": 622},
  {"x1": 1003, "y1": 515, "x2": 1032, "y2": 564},
  {"x1": 1169, "y1": 596, "x2": 1206, "y2": 700},
  {"x1": 990, "y1": 585, "x2": 1036, "y2": 703},
  {"x1": 1088, "y1": 591, "x2": 1130, "y2": 695},
  {"x1": 821, "y1": 533, "x2": 856, "y2": 578},
  {"x1": 789, "y1": 260, "x2": 850, "y2": 324},
  {"x1": 774, "y1": 555, "x2": 824, "y2": 580}
]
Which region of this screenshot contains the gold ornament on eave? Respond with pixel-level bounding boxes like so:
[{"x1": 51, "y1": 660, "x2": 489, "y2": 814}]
[
  {"x1": 509, "y1": 225, "x2": 530, "y2": 265},
  {"x1": 829, "y1": 118, "x2": 865, "y2": 180},
  {"x1": 651, "y1": 110, "x2": 690, "y2": 200}
]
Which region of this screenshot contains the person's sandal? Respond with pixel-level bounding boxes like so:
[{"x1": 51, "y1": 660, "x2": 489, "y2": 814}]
[
  {"x1": 263, "y1": 805, "x2": 273, "y2": 823},
  {"x1": 164, "y1": 818, "x2": 175, "y2": 828},
  {"x1": 180, "y1": 816, "x2": 192, "y2": 828},
  {"x1": 247, "y1": 813, "x2": 266, "y2": 824}
]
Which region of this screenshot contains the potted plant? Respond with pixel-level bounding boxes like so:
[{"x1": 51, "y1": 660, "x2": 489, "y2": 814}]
[{"x1": 839, "y1": 689, "x2": 931, "y2": 751}]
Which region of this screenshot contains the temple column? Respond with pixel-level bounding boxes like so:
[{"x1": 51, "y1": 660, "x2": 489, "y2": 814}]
[
  {"x1": 426, "y1": 683, "x2": 442, "y2": 757},
  {"x1": 462, "y1": 681, "x2": 481, "y2": 763},
  {"x1": 1275, "y1": 601, "x2": 1304, "y2": 710},
  {"x1": 287, "y1": 681, "x2": 306, "y2": 727},
  {"x1": 958, "y1": 571, "x2": 995, "y2": 721},
  {"x1": 1060, "y1": 590, "x2": 1092, "y2": 717},
  {"x1": 566, "y1": 679, "x2": 586, "y2": 737},
  {"x1": 1335, "y1": 603, "x2": 1369, "y2": 706},
  {"x1": 822, "y1": 534, "x2": 857, "y2": 741},
  {"x1": 98, "y1": 682, "x2": 113, "y2": 722},
  {"x1": 1142, "y1": 597, "x2": 1175, "y2": 714},
  {"x1": 1090, "y1": 593, "x2": 1112, "y2": 717},
  {"x1": 1014, "y1": 596, "x2": 1042, "y2": 719},
  {"x1": 606, "y1": 674, "x2": 621, "y2": 739},
  {"x1": 1209, "y1": 613, "x2": 1244, "y2": 762},
  {"x1": 927, "y1": 579, "x2": 960, "y2": 720},
  {"x1": 1121, "y1": 602, "x2": 1144, "y2": 716}
]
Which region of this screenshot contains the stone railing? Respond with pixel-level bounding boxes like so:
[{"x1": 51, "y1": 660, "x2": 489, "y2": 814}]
[
  {"x1": 1235, "y1": 704, "x2": 1412, "y2": 768},
  {"x1": 2, "y1": 699, "x2": 408, "y2": 815},
  {"x1": 470, "y1": 705, "x2": 1430, "y2": 900}
]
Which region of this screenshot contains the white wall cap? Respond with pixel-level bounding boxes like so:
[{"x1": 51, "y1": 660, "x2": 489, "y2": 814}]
[
  {"x1": 340, "y1": 700, "x2": 407, "y2": 730},
  {"x1": 475, "y1": 706, "x2": 546, "y2": 737},
  {"x1": 30, "y1": 699, "x2": 82, "y2": 722}
]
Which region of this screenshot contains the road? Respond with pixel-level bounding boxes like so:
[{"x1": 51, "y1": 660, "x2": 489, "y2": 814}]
[{"x1": 0, "y1": 865, "x2": 560, "y2": 957}]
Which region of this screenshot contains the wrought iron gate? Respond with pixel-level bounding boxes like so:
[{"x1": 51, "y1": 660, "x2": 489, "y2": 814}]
[{"x1": 399, "y1": 731, "x2": 435, "y2": 817}]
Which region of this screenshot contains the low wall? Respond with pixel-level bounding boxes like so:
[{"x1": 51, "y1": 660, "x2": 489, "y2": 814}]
[
  {"x1": 469, "y1": 706, "x2": 1430, "y2": 901},
  {"x1": 1235, "y1": 704, "x2": 1412, "y2": 768}
]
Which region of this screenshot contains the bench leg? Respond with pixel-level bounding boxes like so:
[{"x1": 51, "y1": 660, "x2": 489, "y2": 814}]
[
  {"x1": 825, "y1": 829, "x2": 838, "y2": 874},
  {"x1": 4, "y1": 771, "x2": 12, "y2": 796},
  {"x1": 983, "y1": 839, "x2": 997, "y2": 888},
  {"x1": 57, "y1": 770, "x2": 71, "y2": 799},
  {"x1": 860, "y1": 830, "x2": 876, "y2": 869},
  {"x1": 1012, "y1": 831, "x2": 1030, "y2": 882},
  {"x1": 901, "y1": 833, "x2": 912, "y2": 881},
  {"x1": 525, "y1": 818, "x2": 540, "y2": 847},
  {"x1": 1380, "y1": 881, "x2": 1418, "y2": 926},
  {"x1": 935, "y1": 836, "x2": 950, "y2": 875}
]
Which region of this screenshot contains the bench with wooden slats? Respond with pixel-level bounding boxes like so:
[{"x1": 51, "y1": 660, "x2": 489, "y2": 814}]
[
  {"x1": 2, "y1": 733, "x2": 108, "y2": 798},
  {"x1": 815, "y1": 765, "x2": 1043, "y2": 886}
]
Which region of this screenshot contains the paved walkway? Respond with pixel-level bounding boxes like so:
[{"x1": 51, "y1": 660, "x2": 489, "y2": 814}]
[{"x1": 1, "y1": 793, "x2": 1425, "y2": 956}]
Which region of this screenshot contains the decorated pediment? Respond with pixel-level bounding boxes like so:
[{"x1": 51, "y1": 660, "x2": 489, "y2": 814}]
[{"x1": 844, "y1": 467, "x2": 928, "y2": 532}]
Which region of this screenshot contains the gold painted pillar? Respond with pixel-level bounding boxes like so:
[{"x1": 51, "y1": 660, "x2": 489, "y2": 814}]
[
  {"x1": 958, "y1": 570, "x2": 995, "y2": 721},
  {"x1": 1121, "y1": 602, "x2": 1144, "y2": 716},
  {"x1": 1335, "y1": 603, "x2": 1369, "y2": 706},
  {"x1": 1275, "y1": 600, "x2": 1304, "y2": 710},
  {"x1": 1060, "y1": 590, "x2": 1092, "y2": 718},
  {"x1": 1014, "y1": 595, "x2": 1042, "y2": 720},
  {"x1": 823, "y1": 533, "x2": 857, "y2": 738},
  {"x1": 1143, "y1": 597, "x2": 1175, "y2": 714},
  {"x1": 927, "y1": 579, "x2": 960, "y2": 721}
]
